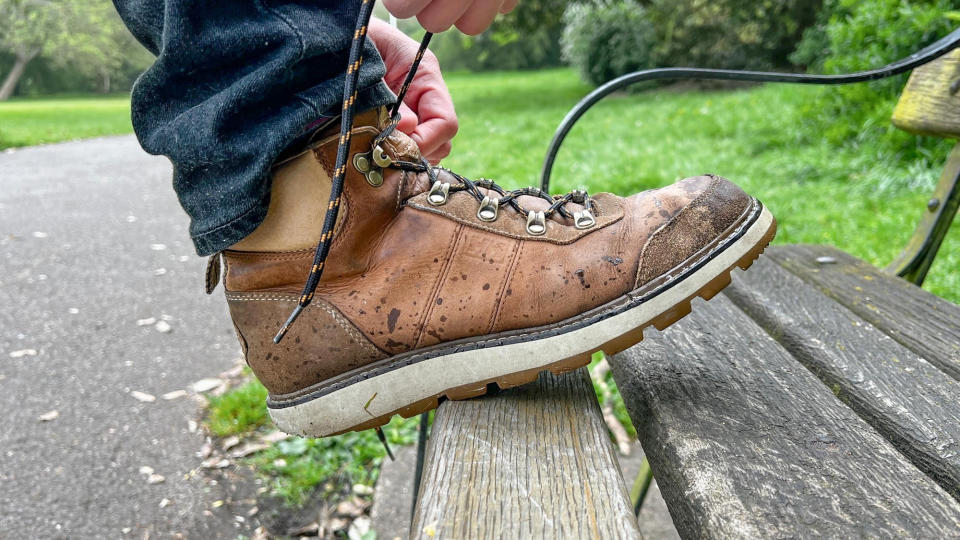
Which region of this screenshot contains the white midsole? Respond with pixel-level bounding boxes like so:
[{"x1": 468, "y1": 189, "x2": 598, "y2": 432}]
[{"x1": 270, "y1": 206, "x2": 774, "y2": 437}]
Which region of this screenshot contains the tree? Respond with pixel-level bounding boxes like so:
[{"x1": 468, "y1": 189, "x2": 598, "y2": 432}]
[{"x1": 0, "y1": 0, "x2": 143, "y2": 100}]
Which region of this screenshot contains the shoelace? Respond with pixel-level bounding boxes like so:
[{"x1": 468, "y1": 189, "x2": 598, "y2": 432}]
[{"x1": 275, "y1": 0, "x2": 595, "y2": 343}]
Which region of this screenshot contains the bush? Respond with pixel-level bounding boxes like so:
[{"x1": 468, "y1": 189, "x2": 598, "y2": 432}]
[
  {"x1": 791, "y1": 0, "x2": 958, "y2": 162},
  {"x1": 646, "y1": 0, "x2": 823, "y2": 70},
  {"x1": 561, "y1": 1, "x2": 657, "y2": 87},
  {"x1": 428, "y1": 0, "x2": 567, "y2": 72}
]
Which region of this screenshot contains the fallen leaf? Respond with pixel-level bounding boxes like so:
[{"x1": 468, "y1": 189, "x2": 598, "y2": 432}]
[
  {"x1": 38, "y1": 410, "x2": 59, "y2": 422},
  {"x1": 161, "y1": 390, "x2": 187, "y2": 400},
  {"x1": 348, "y1": 516, "x2": 372, "y2": 540},
  {"x1": 228, "y1": 443, "x2": 269, "y2": 459},
  {"x1": 154, "y1": 321, "x2": 172, "y2": 333},
  {"x1": 191, "y1": 378, "x2": 223, "y2": 393},
  {"x1": 147, "y1": 474, "x2": 165, "y2": 485},
  {"x1": 130, "y1": 391, "x2": 156, "y2": 403},
  {"x1": 138, "y1": 466, "x2": 154, "y2": 475},
  {"x1": 335, "y1": 499, "x2": 363, "y2": 518},
  {"x1": 326, "y1": 518, "x2": 349, "y2": 533},
  {"x1": 246, "y1": 506, "x2": 259, "y2": 517},
  {"x1": 289, "y1": 522, "x2": 320, "y2": 536},
  {"x1": 9, "y1": 349, "x2": 37, "y2": 358},
  {"x1": 221, "y1": 435, "x2": 241, "y2": 451},
  {"x1": 211, "y1": 500, "x2": 224, "y2": 508},
  {"x1": 201, "y1": 457, "x2": 230, "y2": 469},
  {"x1": 352, "y1": 484, "x2": 374, "y2": 496},
  {"x1": 219, "y1": 364, "x2": 245, "y2": 379},
  {"x1": 259, "y1": 431, "x2": 290, "y2": 444},
  {"x1": 136, "y1": 317, "x2": 157, "y2": 326}
]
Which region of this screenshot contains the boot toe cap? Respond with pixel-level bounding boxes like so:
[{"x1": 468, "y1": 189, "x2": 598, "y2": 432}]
[{"x1": 632, "y1": 174, "x2": 753, "y2": 288}]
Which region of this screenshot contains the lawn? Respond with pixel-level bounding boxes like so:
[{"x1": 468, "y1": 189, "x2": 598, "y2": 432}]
[
  {"x1": 3, "y1": 72, "x2": 955, "y2": 301},
  {"x1": 0, "y1": 94, "x2": 132, "y2": 149},
  {"x1": 441, "y1": 69, "x2": 958, "y2": 303}
]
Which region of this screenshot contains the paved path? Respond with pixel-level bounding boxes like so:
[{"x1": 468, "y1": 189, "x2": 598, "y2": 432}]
[{"x1": 0, "y1": 137, "x2": 257, "y2": 538}]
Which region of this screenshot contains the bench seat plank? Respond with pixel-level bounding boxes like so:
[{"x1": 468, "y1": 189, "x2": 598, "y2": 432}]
[
  {"x1": 610, "y1": 295, "x2": 960, "y2": 538},
  {"x1": 724, "y1": 256, "x2": 960, "y2": 499},
  {"x1": 767, "y1": 244, "x2": 960, "y2": 380},
  {"x1": 411, "y1": 369, "x2": 641, "y2": 540}
]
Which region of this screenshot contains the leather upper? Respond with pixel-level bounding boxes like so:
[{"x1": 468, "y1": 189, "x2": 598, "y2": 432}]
[{"x1": 220, "y1": 109, "x2": 752, "y2": 395}]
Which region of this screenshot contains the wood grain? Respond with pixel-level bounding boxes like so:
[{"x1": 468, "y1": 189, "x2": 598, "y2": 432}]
[
  {"x1": 725, "y1": 256, "x2": 960, "y2": 499},
  {"x1": 610, "y1": 295, "x2": 960, "y2": 539},
  {"x1": 411, "y1": 369, "x2": 641, "y2": 540},
  {"x1": 767, "y1": 245, "x2": 960, "y2": 381},
  {"x1": 893, "y1": 49, "x2": 960, "y2": 139}
]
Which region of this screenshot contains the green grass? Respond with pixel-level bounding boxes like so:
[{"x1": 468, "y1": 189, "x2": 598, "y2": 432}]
[
  {"x1": 205, "y1": 382, "x2": 421, "y2": 506},
  {"x1": 205, "y1": 380, "x2": 270, "y2": 437},
  {"x1": 441, "y1": 68, "x2": 959, "y2": 302},
  {"x1": 3, "y1": 73, "x2": 956, "y2": 303},
  {"x1": 0, "y1": 94, "x2": 132, "y2": 149}
]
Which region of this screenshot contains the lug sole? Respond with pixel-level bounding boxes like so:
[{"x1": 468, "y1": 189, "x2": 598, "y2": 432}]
[{"x1": 269, "y1": 205, "x2": 777, "y2": 437}]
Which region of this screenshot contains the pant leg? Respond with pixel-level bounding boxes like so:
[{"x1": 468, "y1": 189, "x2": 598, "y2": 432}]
[{"x1": 113, "y1": 0, "x2": 395, "y2": 255}]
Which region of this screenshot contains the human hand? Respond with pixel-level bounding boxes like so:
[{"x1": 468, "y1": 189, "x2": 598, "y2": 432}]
[
  {"x1": 369, "y1": 18, "x2": 457, "y2": 164},
  {"x1": 382, "y1": 0, "x2": 519, "y2": 35}
]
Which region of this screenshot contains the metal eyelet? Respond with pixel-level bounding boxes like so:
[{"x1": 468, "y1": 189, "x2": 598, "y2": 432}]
[
  {"x1": 372, "y1": 145, "x2": 392, "y2": 167},
  {"x1": 353, "y1": 152, "x2": 372, "y2": 173},
  {"x1": 526, "y1": 211, "x2": 547, "y2": 236},
  {"x1": 570, "y1": 189, "x2": 588, "y2": 204},
  {"x1": 428, "y1": 180, "x2": 450, "y2": 206},
  {"x1": 353, "y1": 150, "x2": 385, "y2": 187},
  {"x1": 476, "y1": 196, "x2": 499, "y2": 222},
  {"x1": 574, "y1": 210, "x2": 596, "y2": 230}
]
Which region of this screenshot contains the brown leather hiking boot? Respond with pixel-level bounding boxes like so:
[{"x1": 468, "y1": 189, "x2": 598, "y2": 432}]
[{"x1": 207, "y1": 107, "x2": 776, "y2": 437}]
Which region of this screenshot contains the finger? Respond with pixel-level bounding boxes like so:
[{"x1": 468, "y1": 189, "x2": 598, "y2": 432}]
[
  {"x1": 424, "y1": 141, "x2": 452, "y2": 165},
  {"x1": 416, "y1": 0, "x2": 472, "y2": 33},
  {"x1": 499, "y1": 0, "x2": 518, "y2": 13},
  {"x1": 405, "y1": 72, "x2": 458, "y2": 155},
  {"x1": 382, "y1": 0, "x2": 431, "y2": 19},
  {"x1": 397, "y1": 102, "x2": 419, "y2": 134},
  {"x1": 455, "y1": 0, "x2": 504, "y2": 35}
]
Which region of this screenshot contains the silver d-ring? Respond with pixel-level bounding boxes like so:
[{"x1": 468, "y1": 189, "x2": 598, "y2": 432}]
[
  {"x1": 477, "y1": 196, "x2": 499, "y2": 222},
  {"x1": 428, "y1": 180, "x2": 451, "y2": 206},
  {"x1": 574, "y1": 210, "x2": 596, "y2": 230},
  {"x1": 526, "y1": 211, "x2": 547, "y2": 236}
]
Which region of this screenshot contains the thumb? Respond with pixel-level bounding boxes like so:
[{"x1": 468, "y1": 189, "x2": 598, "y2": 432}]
[{"x1": 397, "y1": 102, "x2": 419, "y2": 135}]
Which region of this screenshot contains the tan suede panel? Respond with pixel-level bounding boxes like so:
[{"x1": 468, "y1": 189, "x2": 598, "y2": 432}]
[
  {"x1": 227, "y1": 294, "x2": 386, "y2": 395},
  {"x1": 634, "y1": 175, "x2": 751, "y2": 287}
]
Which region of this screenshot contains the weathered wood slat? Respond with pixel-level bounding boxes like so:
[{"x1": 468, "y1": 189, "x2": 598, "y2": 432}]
[
  {"x1": 893, "y1": 49, "x2": 960, "y2": 139},
  {"x1": 610, "y1": 295, "x2": 960, "y2": 539},
  {"x1": 724, "y1": 256, "x2": 960, "y2": 499},
  {"x1": 411, "y1": 369, "x2": 641, "y2": 540},
  {"x1": 767, "y1": 245, "x2": 960, "y2": 381}
]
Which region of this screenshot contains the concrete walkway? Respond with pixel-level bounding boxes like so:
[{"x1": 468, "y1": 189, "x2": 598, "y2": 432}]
[{"x1": 0, "y1": 137, "x2": 257, "y2": 538}]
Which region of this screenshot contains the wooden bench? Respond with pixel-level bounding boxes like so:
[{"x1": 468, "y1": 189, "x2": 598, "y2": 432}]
[{"x1": 406, "y1": 50, "x2": 960, "y2": 538}]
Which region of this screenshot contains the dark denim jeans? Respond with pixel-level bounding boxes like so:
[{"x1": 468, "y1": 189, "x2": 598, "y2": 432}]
[{"x1": 113, "y1": 0, "x2": 394, "y2": 255}]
